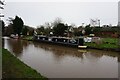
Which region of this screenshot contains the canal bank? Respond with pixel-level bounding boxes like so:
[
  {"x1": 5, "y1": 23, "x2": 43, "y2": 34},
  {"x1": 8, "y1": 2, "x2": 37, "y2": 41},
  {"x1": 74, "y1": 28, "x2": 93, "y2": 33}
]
[
  {"x1": 85, "y1": 37, "x2": 120, "y2": 52},
  {"x1": 2, "y1": 48, "x2": 47, "y2": 79},
  {"x1": 22, "y1": 36, "x2": 120, "y2": 52}
]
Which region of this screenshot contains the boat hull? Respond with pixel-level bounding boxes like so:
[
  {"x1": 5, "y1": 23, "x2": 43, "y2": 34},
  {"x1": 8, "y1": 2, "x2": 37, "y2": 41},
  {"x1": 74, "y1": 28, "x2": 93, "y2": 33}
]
[{"x1": 33, "y1": 35, "x2": 87, "y2": 49}]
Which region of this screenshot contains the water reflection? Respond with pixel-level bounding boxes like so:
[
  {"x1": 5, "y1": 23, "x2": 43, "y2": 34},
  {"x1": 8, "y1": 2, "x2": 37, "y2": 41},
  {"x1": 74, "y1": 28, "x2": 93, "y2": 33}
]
[
  {"x1": 3, "y1": 37, "x2": 119, "y2": 78},
  {"x1": 33, "y1": 42, "x2": 84, "y2": 60},
  {"x1": 33, "y1": 42, "x2": 120, "y2": 59}
]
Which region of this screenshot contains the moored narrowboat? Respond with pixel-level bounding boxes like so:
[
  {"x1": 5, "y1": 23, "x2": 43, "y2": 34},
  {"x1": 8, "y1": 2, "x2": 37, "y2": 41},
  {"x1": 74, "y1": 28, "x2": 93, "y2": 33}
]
[{"x1": 33, "y1": 35, "x2": 87, "y2": 49}]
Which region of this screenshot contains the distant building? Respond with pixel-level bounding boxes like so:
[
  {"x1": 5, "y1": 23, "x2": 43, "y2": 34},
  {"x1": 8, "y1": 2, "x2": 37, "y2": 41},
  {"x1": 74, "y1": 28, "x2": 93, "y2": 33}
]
[
  {"x1": 102, "y1": 25, "x2": 109, "y2": 27},
  {"x1": 94, "y1": 27, "x2": 119, "y2": 38}
]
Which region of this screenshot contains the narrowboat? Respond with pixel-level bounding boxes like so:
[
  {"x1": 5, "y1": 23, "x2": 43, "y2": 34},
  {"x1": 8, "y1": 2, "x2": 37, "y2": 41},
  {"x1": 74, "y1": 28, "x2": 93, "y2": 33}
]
[{"x1": 33, "y1": 35, "x2": 87, "y2": 49}]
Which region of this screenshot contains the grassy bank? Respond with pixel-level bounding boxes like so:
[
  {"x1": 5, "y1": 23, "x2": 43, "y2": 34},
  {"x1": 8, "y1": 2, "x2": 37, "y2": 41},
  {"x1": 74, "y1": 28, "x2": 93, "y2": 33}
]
[
  {"x1": 22, "y1": 36, "x2": 33, "y2": 41},
  {"x1": 2, "y1": 48, "x2": 47, "y2": 79},
  {"x1": 85, "y1": 38, "x2": 119, "y2": 51}
]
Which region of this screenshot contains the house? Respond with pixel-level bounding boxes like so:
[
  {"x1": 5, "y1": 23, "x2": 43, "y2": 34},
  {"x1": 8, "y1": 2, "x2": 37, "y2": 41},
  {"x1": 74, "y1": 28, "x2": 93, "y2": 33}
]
[{"x1": 94, "y1": 27, "x2": 119, "y2": 38}]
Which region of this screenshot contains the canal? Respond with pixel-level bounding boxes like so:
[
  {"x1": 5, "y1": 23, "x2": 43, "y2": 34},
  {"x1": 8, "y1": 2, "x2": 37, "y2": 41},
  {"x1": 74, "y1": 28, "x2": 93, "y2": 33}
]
[{"x1": 3, "y1": 37, "x2": 120, "y2": 78}]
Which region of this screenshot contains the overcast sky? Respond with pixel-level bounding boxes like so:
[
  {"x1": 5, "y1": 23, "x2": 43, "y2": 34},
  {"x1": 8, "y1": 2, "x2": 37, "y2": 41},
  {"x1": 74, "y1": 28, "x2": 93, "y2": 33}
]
[{"x1": 3, "y1": 0, "x2": 119, "y2": 28}]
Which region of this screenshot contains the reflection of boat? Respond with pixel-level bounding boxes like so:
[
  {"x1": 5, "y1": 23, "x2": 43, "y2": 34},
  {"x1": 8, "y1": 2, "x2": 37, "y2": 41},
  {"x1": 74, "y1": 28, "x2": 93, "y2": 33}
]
[
  {"x1": 78, "y1": 50, "x2": 87, "y2": 53},
  {"x1": 10, "y1": 34, "x2": 19, "y2": 39},
  {"x1": 2, "y1": 37, "x2": 10, "y2": 39},
  {"x1": 33, "y1": 35, "x2": 87, "y2": 49},
  {"x1": 78, "y1": 46, "x2": 87, "y2": 49}
]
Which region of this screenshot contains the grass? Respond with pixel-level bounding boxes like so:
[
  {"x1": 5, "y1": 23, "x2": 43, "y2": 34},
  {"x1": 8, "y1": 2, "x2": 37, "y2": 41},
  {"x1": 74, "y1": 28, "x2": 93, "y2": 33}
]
[
  {"x1": 102, "y1": 38, "x2": 119, "y2": 44},
  {"x1": 22, "y1": 36, "x2": 33, "y2": 41},
  {"x1": 85, "y1": 38, "x2": 119, "y2": 49},
  {"x1": 2, "y1": 48, "x2": 47, "y2": 79},
  {"x1": 85, "y1": 42, "x2": 119, "y2": 49}
]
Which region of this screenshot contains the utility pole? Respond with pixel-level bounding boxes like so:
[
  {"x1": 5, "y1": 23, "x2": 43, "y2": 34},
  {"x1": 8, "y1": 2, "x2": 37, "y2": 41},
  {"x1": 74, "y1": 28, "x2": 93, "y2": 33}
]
[
  {"x1": 98, "y1": 19, "x2": 100, "y2": 27},
  {"x1": 0, "y1": 1, "x2": 4, "y2": 80},
  {"x1": 82, "y1": 23, "x2": 84, "y2": 27}
]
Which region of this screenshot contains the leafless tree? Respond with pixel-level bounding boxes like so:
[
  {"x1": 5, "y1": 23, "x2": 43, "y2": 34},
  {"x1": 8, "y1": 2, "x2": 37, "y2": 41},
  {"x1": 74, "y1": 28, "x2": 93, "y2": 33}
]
[{"x1": 52, "y1": 17, "x2": 62, "y2": 27}]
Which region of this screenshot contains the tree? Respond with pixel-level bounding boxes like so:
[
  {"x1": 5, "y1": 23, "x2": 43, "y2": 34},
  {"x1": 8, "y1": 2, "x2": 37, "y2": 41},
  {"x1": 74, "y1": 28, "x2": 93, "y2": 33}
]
[
  {"x1": 22, "y1": 26, "x2": 28, "y2": 35},
  {"x1": 43, "y1": 22, "x2": 52, "y2": 36},
  {"x1": 44, "y1": 22, "x2": 51, "y2": 28},
  {"x1": 0, "y1": 0, "x2": 4, "y2": 17},
  {"x1": 85, "y1": 24, "x2": 93, "y2": 35},
  {"x1": 44, "y1": 27, "x2": 51, "y2": 36},
  {"x1": 37, "y1": 25, "x2": 45, "y2": 35},
  {"x1": 52, "y1": 17, "x2": 62, "y2": 27},
  {"x1": 53, "y1": 23, "x2": 68, "y2": 36},
  {"x1": 73, "y1": 27, "x2": 83, "y2": 36},
  {"x1": 0, "y1": 0, "x2": 5, "y2": 5},
  {"x1": 4, "y1": 24, "x2": 14, "y2": 36},
  {"x1": 29, "y1": 30, "x2": 34, "y2": 36},
  {"x1": 12, "y1": 16, "x2": 24, "y2": 37}
]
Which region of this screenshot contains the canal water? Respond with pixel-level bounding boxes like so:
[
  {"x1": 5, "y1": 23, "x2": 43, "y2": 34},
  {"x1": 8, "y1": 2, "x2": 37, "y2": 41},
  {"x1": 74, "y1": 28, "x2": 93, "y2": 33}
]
[{"x1": 3, "y1": 37, "x2": 119, "y2": 78}]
